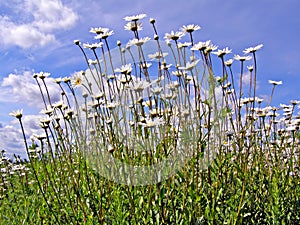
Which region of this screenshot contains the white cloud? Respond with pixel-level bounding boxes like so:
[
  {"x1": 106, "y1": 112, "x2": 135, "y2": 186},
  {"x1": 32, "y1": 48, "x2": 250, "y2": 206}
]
[
  {"x1": 0, "y1": 124, "x2": 24, "y2": 156},
  {"x1": 0, "y1": 0, "x2": 78, "y2": 49},
  {"x1": 25, "y1": 0, "x2": 78, "y2": 32},
  {"x1": 0, "y1": 71, "x2": 61, "y2": 108},
  {"x1": 242, "y1": 71, "x2": 252, "y2": 87},
  {"x1": 0, "y1": 16, "x2": 56, "y2": 49},
  {"x1": 0, "y1": 114, "x2": 44, "y2": 158}
]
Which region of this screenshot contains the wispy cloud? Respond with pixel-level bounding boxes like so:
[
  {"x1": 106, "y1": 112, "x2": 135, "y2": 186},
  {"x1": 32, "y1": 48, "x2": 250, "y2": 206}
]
[{"x1": 0, "y1": 0, "x2": 78, "y2": 49}]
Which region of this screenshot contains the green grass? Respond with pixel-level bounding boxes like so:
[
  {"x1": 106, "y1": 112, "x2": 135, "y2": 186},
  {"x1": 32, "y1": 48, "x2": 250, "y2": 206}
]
[{"x1": 1, "y1": 148, "x2": 299, "y2": 224}]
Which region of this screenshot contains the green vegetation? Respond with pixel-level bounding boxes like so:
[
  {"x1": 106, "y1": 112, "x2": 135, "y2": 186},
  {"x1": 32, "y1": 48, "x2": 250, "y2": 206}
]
[{"x1": 1, "y1": 14, "x2": 299, "y2": 224}]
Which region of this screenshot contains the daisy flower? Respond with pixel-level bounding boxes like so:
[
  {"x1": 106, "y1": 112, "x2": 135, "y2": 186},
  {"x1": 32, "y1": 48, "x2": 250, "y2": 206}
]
[
  {"x1": 71, "y1": 71, "x2": 84, "y2": 88},
  {"x1": 88, "y1": 59, "x2": 98, "y2": 65},
  {"x1": 126, "y1": 79, "x2": 152, "y2": 92},
  {"x1": 234, "y1": 54, "x2": 252, "y2": 61},
  {"x1": 224, "y1": 59, "x2": 234, "y2": 66},
  {"x1": 83, "y1": 42, "x2": 103, "y2": 49},
  {"x1": 106, "y1": 102, "x2": 119, "y2": 109},
  {"x1": 247, "y1": 65, "x2": 254, "y2": 72},
  {"x1": 128, "y1": 37, "x2": 151, "y2": 47},
  {"x1": 138, "y1": 117, "x2": 164, "y2": 128},
  {"x1": 149, "y1": 18, "x2": 156, "y2": 24},
  {"x1": 63, "y1": 77, "x2": 71, "y2": 83},
  {"x1": 181, "y1": 24, "x2": 201, "y2": 33},
  {"x1": 204, "y1": 42, "x2": 218, "y2": 54},
  {"x1": 212, "y1": 47, "x2": 232, "y2": 57},
  {"x1": 178, "y1": 59, "x2": 200, "y2": 71},
  {"x1": 90, "y1": 27, "x2": 109, "y2": 34},
  {"x1": 40, "y1": 107, "x2": 54, "y2": 116},
  {"x1": 33, "y1": 72, "x2": 50, "y2": 79},
  {"x1": 191, "y1": 40, "x2": 212, "y2": 51},
  {"x1": 94, "y1": 30, "x2": 114, "y2": 39},
  {"x1": 9, "y1": 109, "x2": 23, "y2": 119},
  {"x1": 115, "y1": 64, "x2": 132, "y2": 74},
  {"x1": 268, "y1": 80, "x2": 283, "y2": 85},
  {"x1": 172, "y1": 70, "x2": 185, "y2": 77},
  {"x1": 140, "y1": 62, "x2": 152, "y2": 69},
  {"x1": 243, "y1": 44, "x2": 263, "y2": 54},
  {"x1": 164, "y1": 31, "x2": 185, "y2": 41},
  {"x1": 124, "y1": 22, "x2": 143, "y2": 31},
  {"x1": 177, "y1": 42, "x2": 192, "y2": 49},
  {"x1": 55, "y1": 77, "x2": 62, "y2": 84},
  {"x1": 148, "y1": 52, "x2": 168, "y2": 60},
  {"x1": 124, "y1": 14, "x2": 147, "y2": 21},
  {"x1": 151, "y1": 86, "x2": 163, "y2": 95},
  {"x1": 160, "y1": 63, "x2": 172, "y2": 70},
  {"x1": 74, "y1": 40, "x2": 80, "y2": 45}
]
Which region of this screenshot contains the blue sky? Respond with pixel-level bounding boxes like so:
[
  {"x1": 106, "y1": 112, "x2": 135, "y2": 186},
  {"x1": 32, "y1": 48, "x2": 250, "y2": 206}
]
[{"x1": 1, "y1": 0, "x2": 300, "y2": 157}]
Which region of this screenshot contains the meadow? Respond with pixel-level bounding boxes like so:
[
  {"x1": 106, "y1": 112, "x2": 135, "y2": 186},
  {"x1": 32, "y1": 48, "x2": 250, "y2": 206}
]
[{"x1": 1, "y1": 14, "x2": 299, "y2": 224}]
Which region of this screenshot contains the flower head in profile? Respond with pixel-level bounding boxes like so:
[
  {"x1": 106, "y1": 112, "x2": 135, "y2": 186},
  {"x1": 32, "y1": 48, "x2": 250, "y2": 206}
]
[
  {"x1": 234, "y1": 54, "x2": 252, "y2": 61},
  {"x1": 95, "y1": 30, "x2": 114, "y2": 39},
  {"x1": 105, "y1": 101, "x2": 119, "y2": 109},
  {"x1": 118, "y1": 74, "x2": 132, "y2": 85},
  {"x1": 9, "y1": 109, "x2": 23, "y2": 119},
  {"x1": 90, "y1": 27, "x2": 109, "y2": 34},
  {"x1": 33, "y1": 72, "x2": 50, "y2": 79},
  {"x1": 40, "y1": 106, "x2": 54, "y2": 116},
  {"x1": 140, "y1": 62, "x2": 152, "y2": 69},
  {"x1": 63, "y1": 77, "x2": 71, "y2": 83},
  {"x1": 172, "y1": 70, "x2": 184, "y2": 77},
  {"x1": 88, "y1": 59, "x2": 98, "y2": 65},
  {"x1": 178, "y1": 59, "x2": 200, "y2": 71},
  {"x1": 124, "y1": 22, "x2": 143, "y2": 31},
  {"x1": 224, "y1": 59, "x2": 234, "y2": 66},
  {"x1": 191, "y1": 40, "x2": 212, "y2": 51},
  {"x1": 181, "y1": 24, "x2": 201, "y2": 33},
  {"x1": 128, "y1": 37, "x2": 151, "y2": 47},
  {"x1": 268, "y1": 80, "x2": 283, "y2": 85},
  {"x1": 151, "y1": 86, "x2": 163, "y2": 95},
  {"x1": 138, "y1": 117, "x2": 164, "y2": 128},
  {"x1": 205, "y1": 43, "x2": 218, "y2": 54},
  {"x1": 126, "y1": 79, "x2": 152, "y2": 92},
  {"x1": 148, "y1": 52, "x2": 168, "y2": 61},
  {"x1": 212, "y1": 47, "x2": 232, "y2": 57},
  {"x1": 247, "y1": 65, "x2": 254, "y2": 72},
  {"x1": 177, "y1": 42, "x2": 192, "y2": 49},
  {"x1": 83, "y1": 42, "x2": 103, "y2": 49},
  {"x1": 124, "y1": 14, "x2": 147, "y2": 22},
  {"x1": 243, "y1": 44, "x2": 263, "y2": 54},
  {"x1": 115, "y1": 64, "x2": 132, "y2": 75},
  {"x1": 164, "y1": 31, "x2": 185, "y2": 41},
  {"x1": 74, "y1": 40, "x2": 80, "y2": 45}
]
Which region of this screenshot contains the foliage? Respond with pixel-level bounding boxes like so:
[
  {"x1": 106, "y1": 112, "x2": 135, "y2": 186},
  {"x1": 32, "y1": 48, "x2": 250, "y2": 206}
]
[{"x1": 2, "y1": 14, "x2": 300, "y2": 224}]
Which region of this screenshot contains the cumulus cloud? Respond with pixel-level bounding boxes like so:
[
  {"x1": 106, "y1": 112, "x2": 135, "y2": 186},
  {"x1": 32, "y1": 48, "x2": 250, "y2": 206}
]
[
  {"x1": 0, "y1": 125, "x2": 24, "y2": 155},
  {"x1": 242, "y1": 71, "x2": 252, "y2": 87},
  {"x1": 0, "y1": 114, "x2": 44, "y2": 158},
  {"x1": 25, "y1": 0, "x2": 78, "y2": 32},
  {"x1": 0, "y1": 0, "x2": 78, "y2": 49},
  {"x1": 240, "y1": 71, "x2": 260, "y2": 91},
  {"x1": 0, "y1": 16, "x2": 56, "y2": 49},
  {"x1": 0, "y1": 71, "x2": 61, "y2": 108}
]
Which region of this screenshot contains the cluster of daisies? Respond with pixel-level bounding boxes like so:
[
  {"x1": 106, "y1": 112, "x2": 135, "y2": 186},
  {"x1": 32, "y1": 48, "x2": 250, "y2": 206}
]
[
  {"x1": 0, "y1": 150, "x2": 31, "y2": 199},
  {"x1": 9, "y1": 14, "x2": 299, "y2": 176}
]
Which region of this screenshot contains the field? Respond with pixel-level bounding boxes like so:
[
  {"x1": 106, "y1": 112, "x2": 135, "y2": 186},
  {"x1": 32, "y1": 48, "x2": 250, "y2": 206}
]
[{"x1": 1, "y1": 14, "x2": 299, "y2": 224}]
